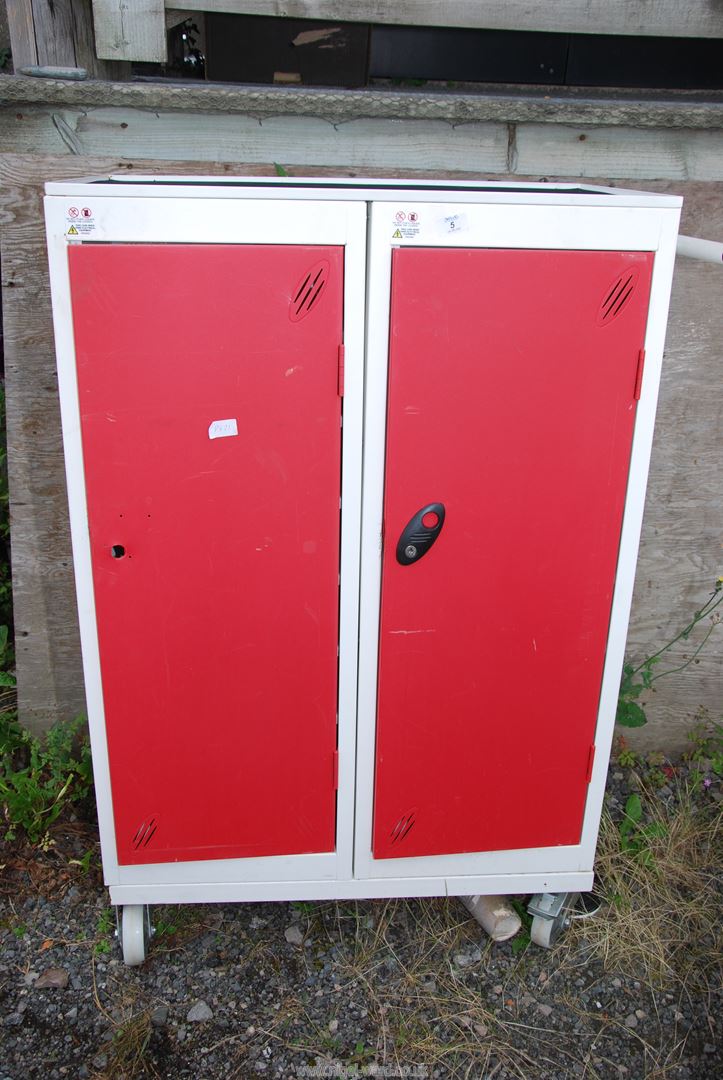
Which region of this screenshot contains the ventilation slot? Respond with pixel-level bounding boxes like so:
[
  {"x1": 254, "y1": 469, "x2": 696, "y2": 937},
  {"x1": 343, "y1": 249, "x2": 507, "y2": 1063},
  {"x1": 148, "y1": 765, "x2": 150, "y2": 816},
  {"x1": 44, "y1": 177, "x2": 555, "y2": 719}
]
[
  {"x1": 289, "y1": 259, "x2": 330, "y2": 323},
  {"x1": 132, "y1": 817, "x2": 158, "y2": 850},
  {"x1": 390, "y1": 810, "x2": 417, "y2": 845},
  {"x1": 597, "y1": 267, "x2": 639, "y2": 326}
]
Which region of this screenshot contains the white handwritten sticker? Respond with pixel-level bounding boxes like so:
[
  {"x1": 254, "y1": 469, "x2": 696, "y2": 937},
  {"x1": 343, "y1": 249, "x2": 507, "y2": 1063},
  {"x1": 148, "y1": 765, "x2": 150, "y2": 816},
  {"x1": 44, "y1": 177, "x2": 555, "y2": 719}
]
[
  {"x1": 441, "y1": 213, "x2": 469, "y2": 234},
  {"x1": 208, "y1": 418, "x2": 238, "y2": 440}
]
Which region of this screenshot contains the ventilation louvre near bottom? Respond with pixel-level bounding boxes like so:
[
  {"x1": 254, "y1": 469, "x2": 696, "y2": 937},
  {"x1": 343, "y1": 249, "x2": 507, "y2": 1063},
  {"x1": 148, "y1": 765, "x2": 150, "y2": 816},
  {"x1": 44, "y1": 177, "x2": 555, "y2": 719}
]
[
  {"x1": 390, "y1": 810, "x2": 417, "y2": 845},
  {"x1": 132, "y1": 817, "x2": 158, "y2": 850}
]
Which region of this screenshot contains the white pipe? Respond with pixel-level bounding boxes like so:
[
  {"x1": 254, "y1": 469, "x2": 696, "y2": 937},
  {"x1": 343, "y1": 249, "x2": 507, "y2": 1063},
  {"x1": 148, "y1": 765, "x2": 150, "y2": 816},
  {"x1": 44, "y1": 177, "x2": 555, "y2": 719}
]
[
  {"x1": 676, "y1": 235, "x2": 723, "y2": 265},
  {"x1": 460, "y1": 894, "x2": 521, "y2": 942}
]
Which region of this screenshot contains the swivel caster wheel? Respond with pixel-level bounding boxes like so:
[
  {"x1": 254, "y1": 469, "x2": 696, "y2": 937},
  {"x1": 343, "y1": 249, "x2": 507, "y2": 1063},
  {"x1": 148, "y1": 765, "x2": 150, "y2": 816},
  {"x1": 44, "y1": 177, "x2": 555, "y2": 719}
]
[
  {"x1": 119, "y1": 905, "x2": 152, "y2": 966},
  {"x1": 530, "y1": 910, "x2": 566, "y2": 948},
  {"x1": 528, "y1": 892, "x2": 580, "y2": 949}
]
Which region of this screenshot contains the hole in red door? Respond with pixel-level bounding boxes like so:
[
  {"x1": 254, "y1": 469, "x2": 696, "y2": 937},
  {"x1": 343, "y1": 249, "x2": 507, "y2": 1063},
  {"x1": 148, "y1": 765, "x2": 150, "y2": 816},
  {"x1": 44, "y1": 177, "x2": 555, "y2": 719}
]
[
  {"x1": 421, "y1": 511, "x2": 439, "y2": 529},
  {"x1": 111, "y1": 544, "x2": 126, "y2": 558}
]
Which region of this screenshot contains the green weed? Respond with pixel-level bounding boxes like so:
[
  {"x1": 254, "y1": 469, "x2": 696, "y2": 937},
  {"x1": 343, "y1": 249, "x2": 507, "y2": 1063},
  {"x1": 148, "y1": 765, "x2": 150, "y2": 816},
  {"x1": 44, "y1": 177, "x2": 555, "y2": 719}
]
[
  {"x1": 509, "y1": 898, "x2": 532, "y2": 955},
  {"x1": 69, "y1": 848, "x2": 97, "y2": 874},
  {"x1": 616, "y1": 739, "x2": 639, "y2": 768},
  {"x1": 618, "y1": 793, "x2": 668, "y2": 866},
  {"x1": 617, "y1": 578, "x2": 722, "y2": 727},
  {"x1": 0, "y1": 712, "x2": 93, "y2": 843},
  {"x1": 684, "y1": 719, "x2": 723, "y2": 774},
  {"x1": 94, "y1": 906, "x2": 114, "y2": 955}
]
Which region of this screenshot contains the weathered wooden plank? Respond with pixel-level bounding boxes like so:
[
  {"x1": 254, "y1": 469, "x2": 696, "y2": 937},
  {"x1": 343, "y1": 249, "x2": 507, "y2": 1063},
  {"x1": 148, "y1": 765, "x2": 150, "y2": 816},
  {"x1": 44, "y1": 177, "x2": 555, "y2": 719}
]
[
  {"x1": 3, "y1": 73, "x2": 722, "y2": 131},
  {"x1": 72, "y1": 0, "x2": 132, "y2": 80},
  {"x1": 5, "y1": 3, "x2": 133, "y2": 81},
  {"x1": 1, "y1": 155, "x2": 721, "y2": 753},
  {"x1": 31, "y1": 0, "x2": 76, "y2": 66},
  {"x1": 4, "y1": 106, "x2": 723, "y2": 182},
  {"x1": 515, "y1": 123, "x2": 723, "y2": 182},
  {"x1": 0, "y1": 108, "x2": 513, "y2": 172},
  {"x1": 5, "y1": 0, "x2": 38, "y2": 68},
  {"x1": 625, "y1": 254, "x2": 723, "y2": 754},
  {"x1": 80, "y1": 0, "x2": 723, "y2": 67},
  {"x1": 175, "y1": 0, "x2": 723, "y2": 39},
  {"x1": 92, "y1": 0, "x2": 167, "y2": 63}
]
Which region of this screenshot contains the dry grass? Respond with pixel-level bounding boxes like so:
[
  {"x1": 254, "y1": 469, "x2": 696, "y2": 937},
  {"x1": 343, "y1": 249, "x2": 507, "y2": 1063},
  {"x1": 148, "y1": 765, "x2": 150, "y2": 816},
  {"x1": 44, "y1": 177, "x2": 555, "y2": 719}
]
[
  {"x1": 314, "y1": 898, "x2": 585, "y2": 1078},
  {"x1": 109, "y1": 1008, "x2": 156, "y2": 1079},
  {"x1": 299, "y1": 780, "x2": 723, "y2": 1077},
  {"x1": 569, "y1": 780, "x2": 723, "y2": 994}
]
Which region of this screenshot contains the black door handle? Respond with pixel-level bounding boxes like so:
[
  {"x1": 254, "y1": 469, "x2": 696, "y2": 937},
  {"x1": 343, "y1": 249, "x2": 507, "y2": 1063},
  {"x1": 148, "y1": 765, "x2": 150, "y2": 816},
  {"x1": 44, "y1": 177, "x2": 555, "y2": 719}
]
[{"x1": 396, "y1": 503, "x2": 446, "y2": 565}]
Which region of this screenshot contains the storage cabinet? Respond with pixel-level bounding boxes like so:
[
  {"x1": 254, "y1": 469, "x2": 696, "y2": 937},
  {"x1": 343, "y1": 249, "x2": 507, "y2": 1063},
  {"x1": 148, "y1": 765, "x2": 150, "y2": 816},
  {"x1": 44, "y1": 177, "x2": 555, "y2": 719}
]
[{"x1": 44, "y1": 176, "x2": 681, "y2": 956}]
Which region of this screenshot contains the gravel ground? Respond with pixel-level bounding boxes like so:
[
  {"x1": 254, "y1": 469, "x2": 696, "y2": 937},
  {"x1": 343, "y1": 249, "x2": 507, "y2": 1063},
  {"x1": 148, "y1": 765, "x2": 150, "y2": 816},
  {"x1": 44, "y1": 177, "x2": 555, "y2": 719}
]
[{"x1": 1, "y1": 767, "x2": 720, "y2": 1080}]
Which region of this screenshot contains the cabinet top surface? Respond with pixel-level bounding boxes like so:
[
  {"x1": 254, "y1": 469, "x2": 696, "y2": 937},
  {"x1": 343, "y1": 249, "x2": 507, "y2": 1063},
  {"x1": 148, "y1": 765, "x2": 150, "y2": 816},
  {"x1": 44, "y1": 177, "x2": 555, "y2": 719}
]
[{"x1": 44, "y1": 175, "x2": 683, "y2": 208}]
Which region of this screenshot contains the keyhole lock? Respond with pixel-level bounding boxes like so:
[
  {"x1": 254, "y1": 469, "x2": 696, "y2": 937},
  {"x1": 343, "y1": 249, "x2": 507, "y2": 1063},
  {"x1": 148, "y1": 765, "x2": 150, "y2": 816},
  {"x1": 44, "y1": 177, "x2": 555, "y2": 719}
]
[
  {"x1": 396, "y1": 503, "x2": 446, "y2": 565},
  {"x1": 110, "y1": 545, "x2": 126, "y2": 559}
]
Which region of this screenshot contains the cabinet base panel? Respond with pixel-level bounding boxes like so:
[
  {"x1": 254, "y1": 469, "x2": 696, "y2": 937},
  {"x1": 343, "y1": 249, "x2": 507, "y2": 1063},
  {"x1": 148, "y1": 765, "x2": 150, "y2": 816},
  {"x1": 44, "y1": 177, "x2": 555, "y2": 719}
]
[{"x1": 110, "y1": 871, "x2": 593, "y2": 906}]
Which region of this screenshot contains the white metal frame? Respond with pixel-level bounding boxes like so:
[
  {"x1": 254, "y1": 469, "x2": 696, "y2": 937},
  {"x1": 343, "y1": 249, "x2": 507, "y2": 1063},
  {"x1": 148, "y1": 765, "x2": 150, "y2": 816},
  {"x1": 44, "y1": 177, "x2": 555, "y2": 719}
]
[
  {"x1": 44, "y1": 178, "x2": 681, "y2": 907},
  {"x1": 46, "y1": 175, "x2": 682, "y2": 210}
]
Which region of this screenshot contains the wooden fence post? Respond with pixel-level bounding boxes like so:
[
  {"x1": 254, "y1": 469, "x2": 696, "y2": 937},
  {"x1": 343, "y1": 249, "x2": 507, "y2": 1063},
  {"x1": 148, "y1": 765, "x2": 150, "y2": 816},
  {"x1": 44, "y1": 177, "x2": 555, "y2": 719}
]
[{"x1": 6, "y1": 0, "x2": 133, "y2": 78}]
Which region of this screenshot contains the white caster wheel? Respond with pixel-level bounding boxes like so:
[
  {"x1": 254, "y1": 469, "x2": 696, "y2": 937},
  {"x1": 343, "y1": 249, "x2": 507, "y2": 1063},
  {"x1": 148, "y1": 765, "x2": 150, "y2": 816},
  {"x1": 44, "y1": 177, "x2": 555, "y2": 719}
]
[
  {"x1": 120, "y1": 904, "x2": 150, "y2": 966},
  {"x1": 530, "y1": 912, "x2": 564, "y2": 949},
  {"x1": 527, "y1": 892, "x2": 580, "y2": 950}
]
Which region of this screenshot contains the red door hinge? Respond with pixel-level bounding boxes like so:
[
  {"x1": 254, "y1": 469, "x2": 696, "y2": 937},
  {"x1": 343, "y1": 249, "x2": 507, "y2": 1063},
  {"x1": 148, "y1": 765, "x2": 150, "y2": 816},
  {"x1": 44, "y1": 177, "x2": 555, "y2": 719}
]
[
  {"x1": 633, "y1": 348, "x2": 646, "y2": 401},
  {"x1": 332, "y1": 749, "x2": 339, "y2": 790},
  {"x1": 337, "y1": 344, "x2": 345, "y2": 397},
  {"x1": 586, "y1": 744, "x2": 596, "y2": 784}
]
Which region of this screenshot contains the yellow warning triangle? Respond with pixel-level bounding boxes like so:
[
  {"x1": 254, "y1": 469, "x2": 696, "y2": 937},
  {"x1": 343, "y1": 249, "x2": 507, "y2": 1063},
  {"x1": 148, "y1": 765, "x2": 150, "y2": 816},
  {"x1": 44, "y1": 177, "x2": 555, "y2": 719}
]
[
  {"x1": 392, "y1": 229, "x2": 403, "y2": 238},
  {"x1": 67, "y1": 225, "x2": 79, "y2": 235}
]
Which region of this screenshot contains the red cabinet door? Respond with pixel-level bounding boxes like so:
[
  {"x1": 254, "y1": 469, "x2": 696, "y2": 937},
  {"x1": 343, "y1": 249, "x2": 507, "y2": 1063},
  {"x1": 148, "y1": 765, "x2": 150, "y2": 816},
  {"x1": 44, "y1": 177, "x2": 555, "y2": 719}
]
[
  {"x1": 373, "y1": 247, "x2": 653, "y2": 860},
  {"x1": 69, "y1": 244, "x2": 343, "y2": 865}
]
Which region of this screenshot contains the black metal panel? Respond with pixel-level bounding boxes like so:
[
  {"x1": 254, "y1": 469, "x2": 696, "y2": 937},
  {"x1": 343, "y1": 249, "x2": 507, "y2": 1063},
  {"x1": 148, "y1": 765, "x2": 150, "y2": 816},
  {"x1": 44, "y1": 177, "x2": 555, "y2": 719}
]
[
  {"x1": 205, "y1": 14, "x2": 370, "y2": 88},
  {"x1": 369, "y1": 25, "x2": 568, "y2": 85},
  {"x1": 566, "y1": 34, "x2": 723, "y2": 90}
]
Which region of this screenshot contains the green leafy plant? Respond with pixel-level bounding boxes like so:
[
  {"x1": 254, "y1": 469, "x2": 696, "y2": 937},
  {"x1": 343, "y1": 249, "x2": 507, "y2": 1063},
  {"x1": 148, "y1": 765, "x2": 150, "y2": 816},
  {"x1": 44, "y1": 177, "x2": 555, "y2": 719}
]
[
  {"x1": 69, "y1": 847, "x2": 96, "y2": 874},
  {"x1": 684, "y1": 720, "x2": 723, "y2": 776},
  {"x1": 617, "y1": 579, "x2": 722, "y2": 727},
  {"x1": 0, "y1": 625, "x2": 15, "y2": 687},
  {"x1": 616, "y1": 737, "x2": 639, "y2": 768},
  {"x1": 509, "y1": 898, "x2": 532, "y2": 955},
  {"x1": 0, "y1": 712, "x2": 93, "y2": 843},
  {"x1": 290, "y1": 900, "x2": 316, "y2": 915},
  {"x1": 95, "y1": 906, "x2": 114, "y2": 955},
  {"x1": 153, "y1": 917, "x2": 179, "y2": 939},
  {"x1": 618, "y1": 793, "x2": 668, "y2": 866},
  {"x1": 347, "y1": 1041, "x2": 377, "y2": 1066}
]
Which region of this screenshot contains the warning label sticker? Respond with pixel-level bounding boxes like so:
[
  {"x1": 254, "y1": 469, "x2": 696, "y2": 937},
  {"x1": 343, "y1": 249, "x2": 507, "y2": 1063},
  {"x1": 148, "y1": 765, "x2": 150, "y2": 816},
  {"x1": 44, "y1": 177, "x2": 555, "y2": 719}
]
[
  {"x1": 391, "y1": 209, "x2": 421, "y2": 241},
  {"x1": 66, "y1": 206, "x2": 96, "y2": 237}
]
